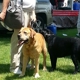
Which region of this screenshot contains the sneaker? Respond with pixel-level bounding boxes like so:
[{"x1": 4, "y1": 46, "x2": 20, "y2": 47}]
[{"x1": 10, "y1": 67, "x2": 22, "y2": 74}]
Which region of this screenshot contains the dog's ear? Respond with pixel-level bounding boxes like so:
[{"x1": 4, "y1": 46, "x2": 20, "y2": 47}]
[{"x1": 30, "y1": 28, "x2": 36, "y2": 38}]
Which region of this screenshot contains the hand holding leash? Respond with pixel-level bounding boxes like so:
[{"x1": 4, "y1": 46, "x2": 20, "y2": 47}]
[
  {"x1": 0, "y1": 12, "x2": 6, "y2": 21},
  {"x1": 31, "y1": 14, "x2": 36, "y2": 22},
  {"x1": 31, "y1": 10, "x2": 36, "y2": 22},
  {"x1": 31, "y1": 20, "x2": 41, "y2": 32}
]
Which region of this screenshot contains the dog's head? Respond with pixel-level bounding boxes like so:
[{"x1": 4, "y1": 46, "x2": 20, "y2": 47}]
[
  {"x1": 17, "y1": 27, "x2": 36, "y2": 46},
  {"x1": 39, "y1": 28, "x2": 55, "y2": 42}
]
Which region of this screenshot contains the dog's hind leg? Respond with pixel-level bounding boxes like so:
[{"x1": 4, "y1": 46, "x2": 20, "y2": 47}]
[
  {"x1": 71, "y1": 55, "x2": 79, "y2": 74},
  {"x1": 42, "y1": 43, "x2": 47, "y2": 71},
  {"x1": 49, "y1": 54, "x2": 57, "y2": 71},
  {"x1": 30, "y1": 59, "x2": 35, "y2": 69}
]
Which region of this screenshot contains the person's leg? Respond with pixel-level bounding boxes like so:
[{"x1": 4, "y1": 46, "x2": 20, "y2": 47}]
[
  {"x1": 10, "y1": 29, "x2": 23, "y2": 74},
  {"x1": 10, "y1": 9, "x2": 30, "y2": 74}
]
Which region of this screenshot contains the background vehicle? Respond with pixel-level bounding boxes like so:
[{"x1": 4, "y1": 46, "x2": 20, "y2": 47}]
[{"x1": 0, "y1": 0, "x2": 53, "y2": 31}]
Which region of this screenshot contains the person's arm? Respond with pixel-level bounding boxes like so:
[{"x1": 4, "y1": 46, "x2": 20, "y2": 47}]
[
  {"x1": 32, "y1": 10, "x2": 36, "y2": 21},
  {"x1": 0, "y1": 0, "x2": 10, "y2": 20},
  {"x1": 31, "y1": 0, "x2": 36, "y2": 21}
]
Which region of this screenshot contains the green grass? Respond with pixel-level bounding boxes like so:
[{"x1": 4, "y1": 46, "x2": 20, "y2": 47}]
[
  {"x1": 57, "y1": 28, "x2": 78, "y2": 37},
  {"x1": 0, "y1": 28, "x2": 80, "y2": 80}
]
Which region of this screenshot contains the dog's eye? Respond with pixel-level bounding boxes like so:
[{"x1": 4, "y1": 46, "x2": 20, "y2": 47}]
[
  {"x1": 24, "y1": 31, "x2": 27, "y2": 35},
  {"x1": 19, "y1": 32, "x2": 21, "y2": 34}
]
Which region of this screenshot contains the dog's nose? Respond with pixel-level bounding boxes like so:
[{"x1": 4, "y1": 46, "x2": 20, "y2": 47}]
[{"x1": 17, "y1": 34, "x2": 20, "y2": 40}]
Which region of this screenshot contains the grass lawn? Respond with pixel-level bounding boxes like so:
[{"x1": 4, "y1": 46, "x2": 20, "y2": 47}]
[{"x1": 0, "y1": 28, "x2": 80, "y2": 80}]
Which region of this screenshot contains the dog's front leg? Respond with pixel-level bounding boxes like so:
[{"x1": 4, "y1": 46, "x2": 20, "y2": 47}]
[
  {"x1": 34, "y1": 58, "x2": 40, "y2": 78},
  {"x1": 19, "y1": 56, "x2": 29, "y2": 77},
  {"x1": 71, "y1": 55, "x2": 79, "y2": 74}
]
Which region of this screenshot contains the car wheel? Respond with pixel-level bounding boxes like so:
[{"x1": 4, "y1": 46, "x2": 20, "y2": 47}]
[{"x1": 36, "y1": 16, "x2": 45, "y2": 29}]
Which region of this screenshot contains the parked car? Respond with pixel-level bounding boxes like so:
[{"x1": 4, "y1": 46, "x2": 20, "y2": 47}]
[{"x1": 0, "y1": 0, "x2": 53, "y2": 31}]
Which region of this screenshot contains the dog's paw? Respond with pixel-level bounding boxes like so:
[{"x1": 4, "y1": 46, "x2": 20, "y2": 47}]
[
  {"x1": 30, "y1": 66, "x2": 35, "y2": 69},
  {"x1": 34, "y1": 73, "x2": 40, "y2": 78},
  {"x1": 43, "y1": 67, "x2": 47, "y2": 71},
  {"x1": 49, "y1": 68, "x2": 55, "y2": 72},
  {"x1": 19, "y1": 73, "x2": 25, "y2": 77}
]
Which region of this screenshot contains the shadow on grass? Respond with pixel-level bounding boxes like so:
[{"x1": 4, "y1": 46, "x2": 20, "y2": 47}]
[
  {"x1": 0, "y1": 63, "x2": 76, "y2": 80},
  {"x1": 39, "y1": 63, "x2": 74, "y2": 74},
  {"x1": 5, "y1": 75, "x2": 21, "y2": 80},
  {"x1": 36, "y1": 63, "x2": 75, "y2": 74},
  {"x1": 0, "y1": 31, "x2": 12, "y2": 42},
  {"x1": 56, "y1": 65, "x2": 75, "y2": 74},
  {"x1": 0, "y1": 31, "x2": 12, "y2": 38},
  {"x1": 0, "y1": 32, "x2": 12, "y2": 45},
  {"x1": 5, "y1": 64, "x2": 48, "y2": 80},
  {"x1": 48, "y1": 64, "x2": 79, "y2": 74},
  {"x1": 0, "y1": 64, "x2": 10, "y2": 73},
  {"x1": 5, "y1": 69, "x2": 34, "y2": 80}
]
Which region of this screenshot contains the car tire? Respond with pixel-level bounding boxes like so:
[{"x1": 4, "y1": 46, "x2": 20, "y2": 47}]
[{"x1": 36, "y1": 16, "x2": 45, "y2": 29}]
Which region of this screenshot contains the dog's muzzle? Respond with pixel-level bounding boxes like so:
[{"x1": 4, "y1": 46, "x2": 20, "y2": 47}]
[
  {"x1": 17, "y1": 34, "x2": 29, "y2": 46},
  {"x1": 17, "y1": 34, "x2": 24, "y2": 46}
]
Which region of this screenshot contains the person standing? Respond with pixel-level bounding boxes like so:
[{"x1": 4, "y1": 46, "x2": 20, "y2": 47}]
[
  {"x1": 73, "y1": 0, "x2": 80, "y2": 10},
  {"x1": 49, "y1": 0, "x2": 56, "y2": 9},
  {"x1": 0, "y1": 0, "x2": 36, "y2": 74},
  {"x1": 57, "y1": 0, "x2": 64, "y2": 9}
]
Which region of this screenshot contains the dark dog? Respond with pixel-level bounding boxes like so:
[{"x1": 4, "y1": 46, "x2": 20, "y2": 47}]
[{"x1": 39, "y1": 28, "x2": 80, "y2": 73}]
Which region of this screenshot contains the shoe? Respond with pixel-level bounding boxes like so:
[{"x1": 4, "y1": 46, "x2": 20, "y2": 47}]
[{"x1": 10, "y1": 67, "x2": 22, "y2": 74}]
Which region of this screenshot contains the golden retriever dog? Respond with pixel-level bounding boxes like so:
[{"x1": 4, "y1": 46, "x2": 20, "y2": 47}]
[{"x1": 17, "y1": 27, "x2": 47, "y2": 78}]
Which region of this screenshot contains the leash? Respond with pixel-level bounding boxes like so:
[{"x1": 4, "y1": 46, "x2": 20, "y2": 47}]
[{"x1": 31, "y1": 20, "x2": 41, "y2": 32}]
